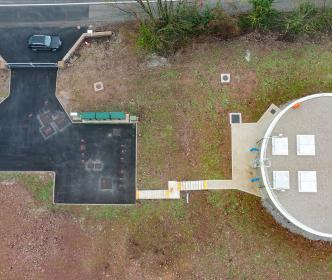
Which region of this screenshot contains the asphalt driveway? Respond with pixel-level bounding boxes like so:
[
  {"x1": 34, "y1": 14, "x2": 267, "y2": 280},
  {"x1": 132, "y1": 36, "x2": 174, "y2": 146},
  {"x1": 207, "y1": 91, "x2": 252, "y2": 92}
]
[
  {"x1": 0, "y1": 19, "x2": 136, "y2": 204},
  {"x1": 0, "y1": 69, "x2": 136, "y2": 204},
  {"x1": 0, "y1": 26, "x2": 85, "y2": 63}
]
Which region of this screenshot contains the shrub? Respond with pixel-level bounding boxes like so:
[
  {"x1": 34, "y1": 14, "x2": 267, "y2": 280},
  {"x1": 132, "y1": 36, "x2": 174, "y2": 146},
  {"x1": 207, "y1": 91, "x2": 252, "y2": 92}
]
[
  {"x1": 283, "y1": 2, "x2": 319, "y2": 36},
  {"x1": 281, "y1": 2, "x2": 332, "y2": 39},
  {"x1": 137, "y1": 22, "x2": 162, "y2": 53},
  {"x1": 320, "y1": 6, "x2": 332, "y2": 30},
  {"x1": 136, "y1": 0, "x2": 239, "y2": 55},
  {"x1": 241, "y1": 0, "x2": 332, "y2": 38},
  {"x1": 243, "y1": 0, "x2": 280, "y2": 31},
  {"x1": 207, "y1": 7, "x2": 240, "y2": 38}
]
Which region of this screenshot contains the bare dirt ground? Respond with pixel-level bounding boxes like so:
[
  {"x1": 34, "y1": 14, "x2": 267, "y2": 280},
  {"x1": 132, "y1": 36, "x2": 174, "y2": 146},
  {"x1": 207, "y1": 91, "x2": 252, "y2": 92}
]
[
  {"x1": 2, "y1": 178, "x2": 332, "y2": 279},
  {"x1": 0, "y1": 176, "x2": 158, "y2": 280},
  {"x1": 0, "y1": 180, "x2": 94, "y2": 280}
]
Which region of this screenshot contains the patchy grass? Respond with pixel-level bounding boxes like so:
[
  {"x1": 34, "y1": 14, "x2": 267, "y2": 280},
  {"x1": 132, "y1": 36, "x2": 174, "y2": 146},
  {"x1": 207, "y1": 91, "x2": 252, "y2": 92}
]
[
  {"x1": 57, "y1": 30, "x2": 332, "y2": 190},
  {"x1": 52, "y1": 29, "x2": 332, "y2": 278},
  {"x1": 0, "y1": 172, "x2": 54, "y2": 205}
]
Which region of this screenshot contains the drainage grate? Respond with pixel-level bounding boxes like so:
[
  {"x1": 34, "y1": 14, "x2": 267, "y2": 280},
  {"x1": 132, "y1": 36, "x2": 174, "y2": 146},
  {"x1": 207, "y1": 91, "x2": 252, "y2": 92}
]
[
  {"x1": 100, "y1": 176, "x2": 112, "y2": 190},
  {"x1": 229, "y1": 113, "x2": 242, "y2": 124}
]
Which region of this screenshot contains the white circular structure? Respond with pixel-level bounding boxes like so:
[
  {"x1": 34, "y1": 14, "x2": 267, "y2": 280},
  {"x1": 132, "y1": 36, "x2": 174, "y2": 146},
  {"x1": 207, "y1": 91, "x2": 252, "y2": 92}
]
[{"x1": 260, "y1": 93, "x2": 332, "y2": 239}]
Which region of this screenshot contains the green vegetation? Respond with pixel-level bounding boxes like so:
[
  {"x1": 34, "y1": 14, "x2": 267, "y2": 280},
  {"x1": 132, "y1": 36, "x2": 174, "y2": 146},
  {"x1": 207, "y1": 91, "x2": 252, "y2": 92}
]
[
  {"x1": 136, "y1": 0, "x2": 239, "y2": 55},
  {"x1": 136, "y1": 38, "x2": 332, "y2": 188},
  {"x1": 283, "y1": 1, "x2": 319, "y2": 36},
  {"x1": 252, "y1": 45, "x2": 332, "y2": 118},
  {"x1": 0, "y1": 172, "x2": 53, "y2": 204},
  {"x1": 241, "y1": 0, "x2": 280, "y2": 31},
  {"x1": 328, "y1": 254, "x2": 332, "y2": 272},
  {"x1": 7, "y1": 33, "x2": 332, "y2": 278},
  {"x1": 137, "y1": 0, "x2": 332, "y2": 54},
  {"x1": 243, "y1": 0, "x2": 332, "y2": 37}
]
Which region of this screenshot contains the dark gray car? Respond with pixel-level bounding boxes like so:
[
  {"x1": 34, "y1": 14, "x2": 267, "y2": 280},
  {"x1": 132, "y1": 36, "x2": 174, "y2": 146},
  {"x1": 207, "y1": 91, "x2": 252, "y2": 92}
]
[{"x1": 28, "y1": 35, "x2": 62, "y2": 51}]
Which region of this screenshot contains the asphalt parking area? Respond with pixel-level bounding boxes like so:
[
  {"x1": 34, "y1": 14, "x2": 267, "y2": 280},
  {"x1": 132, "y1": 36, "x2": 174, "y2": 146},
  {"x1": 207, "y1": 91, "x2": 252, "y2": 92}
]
[
  {"x1": 0, "y1": 26, "x2": 85, "y2": 63},
  {"x1": 0, "y1": 12, "x2": 137, "y2": 204},
  {"x1": 0, "y1": 69, "x2": 136, "y2": 204}
]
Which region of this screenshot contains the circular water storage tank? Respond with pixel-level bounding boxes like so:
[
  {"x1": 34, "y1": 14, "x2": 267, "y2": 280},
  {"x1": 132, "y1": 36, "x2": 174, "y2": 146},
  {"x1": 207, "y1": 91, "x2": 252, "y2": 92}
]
[{"x1": 260, "y1": 93, "x2": 332, "y2": 240}]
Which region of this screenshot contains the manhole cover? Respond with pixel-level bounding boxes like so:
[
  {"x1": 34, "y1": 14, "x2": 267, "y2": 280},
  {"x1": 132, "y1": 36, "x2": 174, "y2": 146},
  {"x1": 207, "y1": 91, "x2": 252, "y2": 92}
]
[
  {"x1": 94, "y1": 81, "x2": 104, "y2": 92},
  {"x1": 112, "y1": 128, "x2": 121, "y2": 137},
  {"x1": 220, "y1": 73, "x2": 230, "y2": 83},
  {"x1": 100, "y1": 176, "x2": 112, "y2": 190}
]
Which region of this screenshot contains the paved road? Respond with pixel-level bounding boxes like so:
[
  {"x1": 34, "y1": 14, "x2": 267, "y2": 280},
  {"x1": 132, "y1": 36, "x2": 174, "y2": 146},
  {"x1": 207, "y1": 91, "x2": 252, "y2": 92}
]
[
  {"x1": 0, "y1": 0, "x2": 328, "y2": 28},
  {"x1": 0, "y1": 1, "x2": 140, "y2": 26},
  {"x1": 0, "y1": 0, "x2": 109, "y2": 4},
  {"x1": 0, "y1": 6, "x2": 89, "y2": 24}
]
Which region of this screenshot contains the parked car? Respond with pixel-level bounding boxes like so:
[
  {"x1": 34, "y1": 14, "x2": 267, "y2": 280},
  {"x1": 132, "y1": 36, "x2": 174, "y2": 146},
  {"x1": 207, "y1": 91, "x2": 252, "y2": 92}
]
[{"x1": 28, "y1": 35, "x2": 62, "y2": 51}]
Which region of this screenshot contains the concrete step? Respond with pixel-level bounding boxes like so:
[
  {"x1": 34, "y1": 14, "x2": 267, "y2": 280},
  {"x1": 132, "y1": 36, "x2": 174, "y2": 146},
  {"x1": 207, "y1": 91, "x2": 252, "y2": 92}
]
[
  {"x1": 136, "y1": 189, "x2": 180, "y2": 200},
  {"x1": 169, "y1": 180, "x2": 208, "y2": 191}
]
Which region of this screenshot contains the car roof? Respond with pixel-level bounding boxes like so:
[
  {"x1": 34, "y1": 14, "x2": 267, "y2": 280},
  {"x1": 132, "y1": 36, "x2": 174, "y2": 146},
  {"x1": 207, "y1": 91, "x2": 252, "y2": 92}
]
[{"x1": 29, "y1": 35, "x2": 49, "y2": 44}]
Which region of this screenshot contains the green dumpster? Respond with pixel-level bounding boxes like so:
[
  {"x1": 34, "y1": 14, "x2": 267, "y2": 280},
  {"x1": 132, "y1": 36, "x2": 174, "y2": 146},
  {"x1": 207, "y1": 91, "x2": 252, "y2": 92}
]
[
  {"x1": 81, "y1": 112, "x2": 96, "y2": 120},
  {"x1": 110, "y1": 112, "x2": 126, "y2": 120},
  {"x1": 96, "y1": 112, "x2": 109, "y2": 120}
]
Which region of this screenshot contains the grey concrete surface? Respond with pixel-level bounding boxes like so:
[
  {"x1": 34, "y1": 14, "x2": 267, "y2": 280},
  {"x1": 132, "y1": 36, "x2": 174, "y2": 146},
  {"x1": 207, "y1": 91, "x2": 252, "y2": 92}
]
[{"x1": 265, "y1": 96, "x2": 332, "y2": 235}]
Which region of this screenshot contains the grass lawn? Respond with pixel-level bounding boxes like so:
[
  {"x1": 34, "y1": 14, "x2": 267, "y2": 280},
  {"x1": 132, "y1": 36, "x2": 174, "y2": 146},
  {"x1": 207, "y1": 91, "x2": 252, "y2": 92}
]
[
  {"x1": 10, "y1": 28, "x2": 331, "y2": 278},
  {"x1": 58, "y1": 29, "x2": 332, "y2": 190}
]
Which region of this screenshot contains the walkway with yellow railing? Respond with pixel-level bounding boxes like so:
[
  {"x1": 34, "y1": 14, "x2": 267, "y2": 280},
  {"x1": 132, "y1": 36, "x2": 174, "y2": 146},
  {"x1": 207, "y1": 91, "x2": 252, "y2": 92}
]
[{"x1": 137, "y1": 104, "x2": 280, "y2": 200}]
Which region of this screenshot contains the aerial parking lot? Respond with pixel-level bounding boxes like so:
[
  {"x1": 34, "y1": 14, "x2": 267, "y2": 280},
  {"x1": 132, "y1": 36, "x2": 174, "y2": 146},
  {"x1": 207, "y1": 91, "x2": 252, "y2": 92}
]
[{"x1": 0, "y1": 26, "x2": 137, "y2": 204}]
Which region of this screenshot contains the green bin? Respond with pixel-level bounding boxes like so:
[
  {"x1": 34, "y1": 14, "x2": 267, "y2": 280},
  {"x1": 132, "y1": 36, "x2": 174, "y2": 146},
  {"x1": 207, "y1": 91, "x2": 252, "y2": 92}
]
[
  {"x1": 81, "y1": 112, "x2": 96, "y2": 120},
  {"x1": 96, "y1": 112, "x2": 109, "y2": 120},
  {"x1": 110, "y1": 112, "x2": 126, "y2": 120}
]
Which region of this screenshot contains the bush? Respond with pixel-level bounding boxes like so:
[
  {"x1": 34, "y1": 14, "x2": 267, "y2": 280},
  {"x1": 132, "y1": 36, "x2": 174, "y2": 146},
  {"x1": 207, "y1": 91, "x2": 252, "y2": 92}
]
[
  {"x1": 137, "y1": 22, "x2": 162, "y2": 53},
  {"x1": 207, "y1": 7, "x2": 240, "y2": 38},
  {"x1": 281, "y1": 2, "x2": 332, "y2": 39},
  {"x1": 136, "y1": 0, "x2": 239, "y2": 55},
  {"x1": 242, "y1": 0, "x2": 280, "y2": 31},
  {"x1": 136, "y1": 0, "x2": 332, "y2": 54},
  {"x1": 283, "y1": 2, "x2": 319, "y2": 36},
  {"x1": 241, "y1": 0, "x2": 332, "y2": 38}
]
